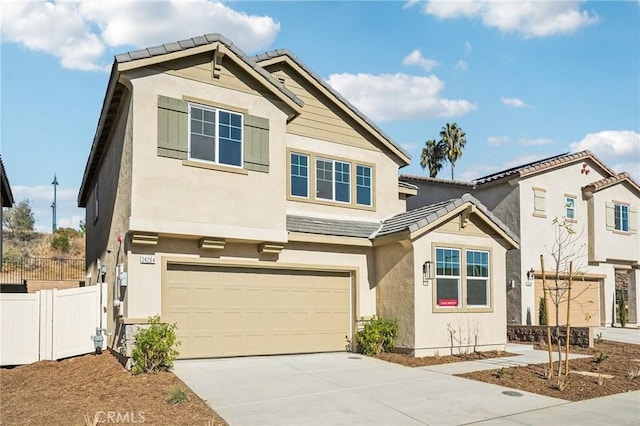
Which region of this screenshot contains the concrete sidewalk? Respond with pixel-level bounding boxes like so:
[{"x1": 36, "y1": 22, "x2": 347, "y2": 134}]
[{"x1": 595, "y1": 327, "x2": 640, "y2": 345}]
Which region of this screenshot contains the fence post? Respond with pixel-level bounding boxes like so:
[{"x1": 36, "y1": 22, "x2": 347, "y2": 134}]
[{"x1": 39, "y1": 290, "x2": 54, "y2": 361}]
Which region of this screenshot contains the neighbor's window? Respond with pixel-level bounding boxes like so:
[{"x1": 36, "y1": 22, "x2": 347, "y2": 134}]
[
  {"x1": 565, "y1": 196, "x2": 576, "y2": 220},
  {"x1": 290, "y1": 153, "x2": 309, "y2": 198},
  {"x1": 615, "y1": 204, "x2": 629, "y2": 232},
  {"x1": 189, "y1": 104, "x2": 243, "y2": 167},
  {"x1": 466, "y1": 250, "x2": 490, "y2": 306},
  {"x1": 533, "y1": 188, "x2": 546, "y2": 216},
  {"x1": 316, "y1": 158, "x2": 350, "y2": 203},
  {"x1": 435, "y1": 247, "x2": 460, "y2": 307},
  {"x1": 356, "y1": 165, "x2": 372, "y2": 206}
]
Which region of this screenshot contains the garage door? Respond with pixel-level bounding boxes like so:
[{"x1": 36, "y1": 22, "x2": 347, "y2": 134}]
[
  {"x1": 534, "y1": 278, "x2": 601, "y2": 327},
  {"x1": 163, "y1": 263, "x2": 351, "y2": 358}
]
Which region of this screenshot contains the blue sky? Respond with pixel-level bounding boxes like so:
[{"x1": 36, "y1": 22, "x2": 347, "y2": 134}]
[{"x1": 2, "y1": 0, "x2": 639, "y2": 232}]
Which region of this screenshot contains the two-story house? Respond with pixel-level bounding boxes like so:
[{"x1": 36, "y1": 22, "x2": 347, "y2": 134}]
[
  {"x1": 403, "y1": 151, "x2": 639, "y2": 328},
  {"x1": 78, "y1": 34, "x2": 519, "y2": 361}
]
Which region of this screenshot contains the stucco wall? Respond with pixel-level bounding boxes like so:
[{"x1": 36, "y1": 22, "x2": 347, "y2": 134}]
[
  {"x1": 374, "y1": 241, "x2": 415, "y2": 350},
  {"x1": 406, "y1": 181, "x2": 471, "y2": 210}
]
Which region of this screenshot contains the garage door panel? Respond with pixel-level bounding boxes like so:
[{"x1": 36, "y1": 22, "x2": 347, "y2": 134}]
[
  {"x1": 535, "y1": 279, "x2": 600, "y2": 327},
  {"x1": 164, "y1": 265, "x2": 351, "y2": 358}
]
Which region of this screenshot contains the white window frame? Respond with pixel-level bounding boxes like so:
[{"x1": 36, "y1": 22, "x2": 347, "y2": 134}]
[
  {"x1": 435, "y1": 247, "x2": 461, "y2": 308},
  {"x1": 356, "y1": 165, "x2": 373, "y2": 207},
  {"x1": 316, "y1": 158, "x2": 351, "y2": 204},
  {"x1": 466, "y1": 249, "x2": 490, "y2": 307},
  {"x1": 565, "y1": 196, "x2": 576, "y2": 220},
  {"x1": 615, "y1": 204, "x2": 629, "y2": 232},
  {"x1": 188, "y1": 103, "x2": 244, "y2": 168},
  {"x1": 533, "y1": 187, "x2": 546, "y2": 216},
  {"x1": 290, "y1": 152, "x2": 309, "y2": 198}
]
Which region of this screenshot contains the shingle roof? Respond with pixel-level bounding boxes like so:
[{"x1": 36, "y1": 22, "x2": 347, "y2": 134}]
[
  {"x1": 0, "y1": 156, "x2": 14, "y2": 207},
  {"x1": 473, "y1": 150, "x2": 616, "y2": 185},
  {"x1": 287, "y1": 215, "x2": 381, "y2": 238},
  {"x1": 252, "y1": 49, "x2": 410, "y2": 163},
  {"x1": 400, "y1": 174, "x2": 475, "y2": 187},
  {"x1": 583, "y1": 172, "x2": 640, "y2": 194},
  {"x1": 115, "y1": 33, "x2": 303, "y2": 108},
  {"x1": 374, "y1": 193, "x2": 519, "y2": 245}
]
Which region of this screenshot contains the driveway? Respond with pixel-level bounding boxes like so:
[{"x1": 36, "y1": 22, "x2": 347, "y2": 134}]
[
  {"x1": 595, "y1": 327, "x2": 640, "y2": 345},
  {"x1": 174, "y1": 352, "x2": 568, "y2": 425}
]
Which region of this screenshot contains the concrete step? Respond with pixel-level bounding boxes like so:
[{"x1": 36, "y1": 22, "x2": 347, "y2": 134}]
[{"x1": 505, "y1": 343, "x2": 535, "y2": 353}]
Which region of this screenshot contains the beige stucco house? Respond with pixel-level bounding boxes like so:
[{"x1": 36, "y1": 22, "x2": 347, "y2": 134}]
[
  {"x1": 1, "y1": 156, "x2": 15, "y2": 272},
  {"x1": 403, "y1": 151, "x2": 640, "y2": 329},
  {"x1": 78, "y1": 34, "x2": 518, "y2": 361}
]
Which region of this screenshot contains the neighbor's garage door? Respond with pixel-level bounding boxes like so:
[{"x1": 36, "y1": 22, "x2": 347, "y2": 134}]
[
  {"x1": 163, "y1": 263, "x2": 351, "y2": 358},
  {"x1": 535, "y1": 278, "x2": 601, "y2": 327}
]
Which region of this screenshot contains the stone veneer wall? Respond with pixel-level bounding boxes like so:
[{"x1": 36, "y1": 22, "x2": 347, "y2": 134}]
[{"x1": 507, "y1": 325, "x2": 593, "y2": 348}]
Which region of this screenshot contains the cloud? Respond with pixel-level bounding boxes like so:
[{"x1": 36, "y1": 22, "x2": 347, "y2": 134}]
[
  {"x1": 327, "y1": 73, "x2": 477, "y2": 122},
  {"x1": 570, "y1": 130, "x2": 640, "y2": 180},
  {"x1": 487, "y1": 136, "x2": 509, "y2": 146},
  {"x1": 1, "y1": 0, "x2": 280, "y2": 72},
  {"x1": 501, "y1": 96, "x2": 529, "y2": 108},
  {"x1": 422, "y1": 1, "x2": 598, "y2": 38},
  {"x1": 403, "y1": 0, "x2": 420, "y2": 9},
  {"x1": 520, "y1": 138, "x2": 553, "y2": 146},
  {"x1": 401, "y1": 142, "x2": 421, "y2": 151},
  {"x1": 9, "y1": 185, "x2": 84, "y2": 233},
  {"x1": 454, "y1": 59, "x2": 468, "y2": 71},
  {"x1": 464, "y1": 41, "x2": 472, "y2": 53},
  {"x1": 402, "y1": 49, "x2": 439, "y2": 71}
]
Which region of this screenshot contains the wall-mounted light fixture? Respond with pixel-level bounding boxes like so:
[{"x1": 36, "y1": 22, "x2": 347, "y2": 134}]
[
  {"x1": 526, "y1": 268, "x2": 535, "y2": 281},
  {"x1": 423, "y1": 261, "x2": 435, "y2": 285}
]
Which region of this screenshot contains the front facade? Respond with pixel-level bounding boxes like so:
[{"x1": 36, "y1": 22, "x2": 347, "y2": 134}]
[
  {"x1": 78, "y1": 34, "x2": 517, "y2": 360},
  {"x1": 404, "y1": 152, "x2": 640, "y2": 328},
  {"x1": 1, "y1": 156, "x2": 15, "y2": 272}
]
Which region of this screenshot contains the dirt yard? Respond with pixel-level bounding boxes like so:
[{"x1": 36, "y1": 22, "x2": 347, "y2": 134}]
[
  {"x1": 0, "y1": 352, "x2": 226, "y2": 426},
  {"x1": 376, "y1": 350, "x2": 515, "y2": 367},
  {"x1": 378, "y1": 340, "x2": 640, "y2": 401}
]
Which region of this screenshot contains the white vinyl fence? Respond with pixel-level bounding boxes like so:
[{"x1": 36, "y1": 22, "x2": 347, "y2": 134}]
[{"x1": 0, "y1": 283, "x2": 107, "y2": 366}]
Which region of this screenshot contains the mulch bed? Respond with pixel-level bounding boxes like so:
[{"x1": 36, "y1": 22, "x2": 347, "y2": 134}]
[
  {"x1": 0, "y1": 351, "x2": 227, "y2": 426},
  {"x1": 376, "y1": 350, "x2": 515, "y2": 367}
]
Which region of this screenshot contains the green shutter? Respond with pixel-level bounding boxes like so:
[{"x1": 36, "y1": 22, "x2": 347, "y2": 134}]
[
  {"x1": 157, "y1": 96, "x2": 188, "y2": 160},
  {"x1": 243, "y1": 114, "x2": 269, "y2": 173},
  {"x1": 629, "y1": 206, "x2": 637, "y2": 234},
  {"x1": 605, "y1": 201, "x2": 615, "y2": 230}
]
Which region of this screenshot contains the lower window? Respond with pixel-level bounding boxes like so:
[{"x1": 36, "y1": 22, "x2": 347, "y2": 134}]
[{"x1": 435, "y1": 247, "x2": 490, "y2": 309}]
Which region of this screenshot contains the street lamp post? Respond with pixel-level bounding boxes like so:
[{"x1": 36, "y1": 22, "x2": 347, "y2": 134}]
[{"x1": 52, "y1": 174, "x2": 59, "y2": 232}]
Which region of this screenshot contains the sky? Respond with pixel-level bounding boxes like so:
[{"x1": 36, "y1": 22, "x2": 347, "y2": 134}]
[{"x1": 1, "y1": 0, "x2": 639, "y2": 233}]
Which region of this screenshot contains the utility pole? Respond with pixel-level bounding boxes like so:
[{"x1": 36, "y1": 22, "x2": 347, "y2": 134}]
[{"x1": 52, "y1": 174, "x2": 59, "y2": 232}]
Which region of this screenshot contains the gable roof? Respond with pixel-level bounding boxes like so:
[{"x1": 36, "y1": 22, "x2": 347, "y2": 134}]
[
  {"x1": 253, "y1": 50, "x2": 411, "y2": 166},
  {"x1": 582, "y1": 172, "x2": 640, "y2": 196},
  {"x1": 79, "y1": 34, "x2": 305, "y2": 206},
  {"x1": 400, "y1": 174, "x2": 475, "y2": 188},
  {"x1": 0, "y1": 156, "x2": 14, "y2": 207},
  {"x1": 473, "y1": 150, "x2": 616, "y2": 185},
  {"x1": 374, "y1": 193, "x2": 519, "y2": 247}
]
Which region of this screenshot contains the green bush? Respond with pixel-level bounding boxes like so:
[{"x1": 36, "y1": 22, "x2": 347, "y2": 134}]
[
  {"x1": 355, "y1": 316, "x2": 398, "y2": 356},
  {"x1": 538, "y1": 297, "x2": 548, "y2": 326},
  {"x1": 618, "y1": 294, "x2": 628, "y2": 328},
  {"x1": 165, "y1": 387, "x2": 190, "y2": 405},
  {"x1": 51, "y1": 232, "x2": 71, "y2": 253},
  {"x1": 131, "y1": 315, "x2": 180, "y2": 375}
]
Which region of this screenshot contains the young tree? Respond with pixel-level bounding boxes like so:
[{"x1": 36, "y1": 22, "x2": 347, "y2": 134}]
[
  {"x1": 440, "y1": 123, "x2": 467, "y2": 180},
  {"x1": 420, "y1": 139, "x2": 447, "y2": 177},
  {"x1": 2, "y1": 199, "x2": 36, "y2": 232}
]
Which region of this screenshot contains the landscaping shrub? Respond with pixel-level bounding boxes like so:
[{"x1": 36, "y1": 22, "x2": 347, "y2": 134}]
[
  {"x1": 131, "y1": 316, "x2": 180, "y2": 375},
  {"x1": 355, "y1": 316, "x2": 398, "y2": 356},
  {"x1": 165, "y1": 387, "x2": 190, "y2": 405},
  {"x1": 51, "y1": 232, "x2": 71, "y2": 253},
  {"x1": 618, "y1": 295, "x2": 628, "y2": 328},
  {"x1": 538, "y1": 296, "x2": 548, "y2": 326}
]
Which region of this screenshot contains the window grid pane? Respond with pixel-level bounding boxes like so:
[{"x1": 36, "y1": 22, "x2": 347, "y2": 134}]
[
  {"x1": 566, "y1": 197, "x2": 575, "y2": 219},
  {"x1": 290, "y1": 153, "x2": 309, "y2": 197},
  {"x1": 335, "y1": 161, "x2": 350, "y2": 202},
  {"x1": 316, "y1": 159, "x2": 334, "y2": 200},
  {"x1": 189, "y1": 105, "x2": 243, "y2": 166},
  {"x1": 356, "y1": 165, "x2": 372, "y2": 206},
  {"x1": 615, "y1": 204, "x2": 629, "y2": 231},
  {"x1": 435, "y1": 248, "x2": 461, "y2": 307}
]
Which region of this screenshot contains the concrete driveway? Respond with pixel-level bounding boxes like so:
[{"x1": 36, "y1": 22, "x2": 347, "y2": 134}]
[
  {"x1": 174, "y1": 352, "x2": 570, "y2": 425},
  {"x1": 595, "y1": 327, "x2": 640, "y2": 345}
]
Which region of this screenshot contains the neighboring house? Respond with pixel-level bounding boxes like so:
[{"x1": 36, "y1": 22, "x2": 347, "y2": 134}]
[
  {"x1": 403, "y1": 151, "x2": 640, "y2": 328},
  {"x1": 1, "y1": 156, "x2": 15, "y2": 272},
  {"x1": 78, "y1": 34, "x2": 517, "y2": 361}
]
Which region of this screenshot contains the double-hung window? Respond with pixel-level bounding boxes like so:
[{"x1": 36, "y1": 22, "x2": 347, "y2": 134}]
[
  {"x1": 316, "y1": 158, "x2": 350, "y2": 203},
  {"x1": 435, "y1": 248, "x2": 461, "y2": 307},
  {"x1": 565, "y1": 196, "x2": 576, "y2": 220},
  {"x1": 615, "y1": 204, "x2": 629, "y2": 232},
  {"x1": 189, "y1": 104, "x2": 243, "y2": 167},
  {"x1": 466, "y1": 250, "x2": 489, "y2": 306},
  {"x1": 290, "y1": 153, "x2": 309, "y2": 198},
  {"x1": 356, "y1": 165, "x2": 372, "y2": 206}
]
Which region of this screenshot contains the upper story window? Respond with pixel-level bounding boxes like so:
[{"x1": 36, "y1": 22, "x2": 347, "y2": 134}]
[
  {"x1": 615, "y1": 204, "x2": 629, "y2": 232},
  {"x1": 435, "y1": 247, "x2": 491, "y2": 310},
  {"x1": 565, "y1": 196, "x2": 576, "y2": 220},
  {"x1": 288, "y1": 150, "x2": 374, "y2": 209},
  {"x1": 532, "y1": 187, "x2": 546, "y2": 217},
  {"x1": 189, "y1": 104, "x2": 243, "y2": 167}
]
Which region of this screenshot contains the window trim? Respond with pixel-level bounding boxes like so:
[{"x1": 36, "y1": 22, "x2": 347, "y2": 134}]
[
  {"x1": 564, "y1": 194, "x2": 577, "y2": 222},
  {"x1": 614, "y1": 203, "x2": 629, "y2": 232},
  {"x1": 290, "y1": 152, "x2": 310, "y2": 199},
  {"x1": 532, "y1": 187, "x2": 547, "y2": 218},
  {"x1": 432, "y1": 243, "x2": 494, "y2": 313},
  {"x1": 435, "y1": 247, "x2": 461, "y2": 308},
  {"x1": 286, "y1": 148, "x2": 376, "y2": 211},
  {"x1": 316, "y1": 157, "x2": 351, "y2": 204},
  {"x1": 187, "y1": 102, "x2": 244, "y2": 168}
]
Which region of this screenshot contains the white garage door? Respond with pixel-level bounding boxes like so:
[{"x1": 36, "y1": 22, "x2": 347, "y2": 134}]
[{"x1": 163, "y1": 263, "x2": 351, "y2": 358}]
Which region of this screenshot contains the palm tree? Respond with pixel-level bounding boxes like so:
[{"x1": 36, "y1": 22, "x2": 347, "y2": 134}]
[
  {"x1": 420, "y1": 139, "x2": 447, "y2": 178},
  {"x1": 440, "y1": 122, "x2": 467, "y2": 180}
]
